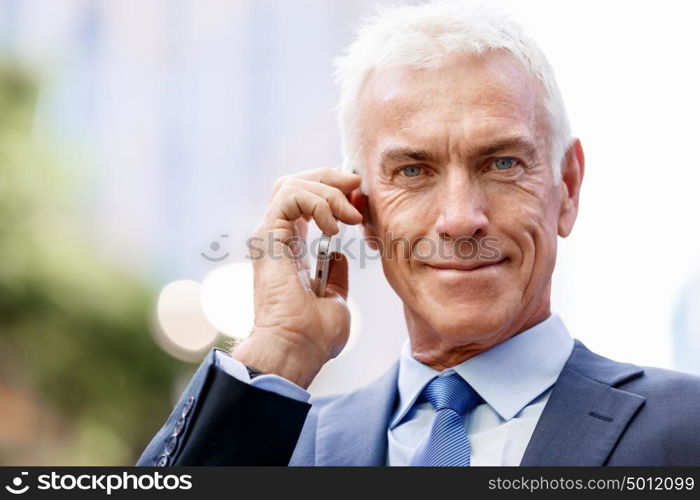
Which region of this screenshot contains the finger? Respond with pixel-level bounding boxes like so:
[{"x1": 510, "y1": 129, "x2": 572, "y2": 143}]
[
  {"x1": 268, "y1": 186, "x2": 339, "y2": 236},
  {"x1": 291, "y1": 218, "x2": 311, "y2": 274},
  {"x1": 284, "y1": 178, "x2": 362, "y2": 224},
  {"x1": 293, "y1": 217, "x2": 309, "y2": 241},
  {"x1": 272, "y1": 167, "x2": 361, "y2": 197},
  {"x1": 324, "y1": 251, "x2": 349, "y2": 300}
]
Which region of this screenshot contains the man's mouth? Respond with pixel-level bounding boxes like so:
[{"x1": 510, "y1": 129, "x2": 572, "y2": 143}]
[{"x1": 424, "y1": 257, "x2": 508, "y2": 272}]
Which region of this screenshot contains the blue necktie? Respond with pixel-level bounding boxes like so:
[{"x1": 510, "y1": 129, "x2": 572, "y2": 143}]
[{"x1": 409, "y1": 373, "x2": 483, "y2": 466}]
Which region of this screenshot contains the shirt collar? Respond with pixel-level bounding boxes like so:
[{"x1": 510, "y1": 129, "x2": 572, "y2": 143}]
[{"x1": 390, "y1": 313, "x2": 574, "y2": 428}]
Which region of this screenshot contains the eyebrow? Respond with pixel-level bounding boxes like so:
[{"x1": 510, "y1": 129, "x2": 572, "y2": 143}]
[
  {"x1": 380, "y1": 148, "x2": 436, "y2": 165},
  {"x1": 477, "y1": 136, "x2": 539, "y2": 159}
]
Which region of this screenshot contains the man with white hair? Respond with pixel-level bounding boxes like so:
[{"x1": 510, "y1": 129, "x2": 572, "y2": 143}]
[{"x1": 138, "y1": 1, "x2": 700, "y2": 466}]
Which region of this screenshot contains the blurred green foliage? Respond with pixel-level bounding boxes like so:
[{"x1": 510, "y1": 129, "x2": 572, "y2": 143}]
[{"x1": 0, "y1": 62, "x2": 187, "y2": 465}]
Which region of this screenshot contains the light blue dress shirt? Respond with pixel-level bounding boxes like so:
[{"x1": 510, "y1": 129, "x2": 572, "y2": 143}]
[
  {"x1": 388, "y1": 313, "x2": 573, "y2": 465},
  {"x1": 216, "y1": 313, "x2": 573, "y2": 466},
  {"x1": 215, "y1": 350, "x2": 311, "y2": 403}
]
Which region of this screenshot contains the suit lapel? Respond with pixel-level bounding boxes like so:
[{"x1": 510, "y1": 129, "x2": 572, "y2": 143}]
[
  {"x1": 315, "y1": 363, "x2": 399, "y2": 465},
  {"x1": 520, "y1": 340, "x2": 646, "y2": 465}
]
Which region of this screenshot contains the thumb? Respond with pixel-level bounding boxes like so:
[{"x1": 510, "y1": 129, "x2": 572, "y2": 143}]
[{"x1": 325, "y1": 251, "x2": 349, "y2": 300}]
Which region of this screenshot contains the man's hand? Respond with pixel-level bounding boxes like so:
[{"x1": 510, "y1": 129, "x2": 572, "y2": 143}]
[{"x1": 231, "y1": 168, "x2": 363, "y2": 389}]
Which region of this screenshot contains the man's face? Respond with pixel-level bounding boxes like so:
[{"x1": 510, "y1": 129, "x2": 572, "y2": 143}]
[{"x1": 356, "y1": 50, "x2": 573, "y2": 356}]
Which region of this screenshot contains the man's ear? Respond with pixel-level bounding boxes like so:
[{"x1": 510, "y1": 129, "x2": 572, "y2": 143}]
[
  {"x1": 558, "y1": 138, "x2": 585, "y2": 237},
  {"x1": 348, "y1": 188, "x2": 380, "y2": 250}
]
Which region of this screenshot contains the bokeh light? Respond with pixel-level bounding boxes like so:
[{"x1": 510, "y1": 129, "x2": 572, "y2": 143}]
[
  {"x1": 201, "y1": 261, "x2": 255, "y2": 340},
  {"x1": 154, "y1": 279, "x2": 218, "y2": 361}
]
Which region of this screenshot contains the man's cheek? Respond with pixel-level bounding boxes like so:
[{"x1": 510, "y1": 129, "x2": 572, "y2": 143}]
[
  {"x1": 505, "y1": 218, "x2": 556, "y2": 281},
  {"x1": 383, "y1": 216, "x2": 425, "y2": 262},
  {"x1": 383, "y1": 196, "x2": 435, "y2": 235},
  {"x1": 495, "y1": 201, "x2": 547, "y2": 242}
]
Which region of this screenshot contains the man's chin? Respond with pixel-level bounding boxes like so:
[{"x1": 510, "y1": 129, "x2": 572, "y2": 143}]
[{"x1": 416, "y1": 300, "x2": 514, "y2": 340}]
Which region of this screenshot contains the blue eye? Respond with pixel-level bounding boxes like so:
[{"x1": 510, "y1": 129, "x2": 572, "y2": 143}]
[
  {"x1": 494, "y1": 158, "x2": 516, "y2": 170},
  {"x1": 402, "y1": 165, "x2": 422, "y2": 177}
]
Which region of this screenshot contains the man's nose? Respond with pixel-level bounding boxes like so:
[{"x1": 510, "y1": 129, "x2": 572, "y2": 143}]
[{"x1": 434, "y1": 177, "x2": 489, "y2": 240}]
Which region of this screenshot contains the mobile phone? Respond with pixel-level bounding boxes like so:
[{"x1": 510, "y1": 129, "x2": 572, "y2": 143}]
[
  {"x1": 313, "y1": 164, "x2": 356, "y2": 297},
  {"x1": 313, "y1": 232, "x2": 333, "y2": 297}
]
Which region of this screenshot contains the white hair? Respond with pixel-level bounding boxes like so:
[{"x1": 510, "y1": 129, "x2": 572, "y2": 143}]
[{"x1": 334, "y1": 0, "x2": 571, "y2": 185}]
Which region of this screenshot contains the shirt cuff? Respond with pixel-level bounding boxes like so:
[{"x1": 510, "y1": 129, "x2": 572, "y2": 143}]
[{"x1": 214, "y1": 349, "x2": 311, "y2": 403}]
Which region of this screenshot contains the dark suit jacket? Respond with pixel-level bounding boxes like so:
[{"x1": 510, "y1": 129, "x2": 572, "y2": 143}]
[{"x1": 137, "y1": 340, "x2": 700, "y2": 466}]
